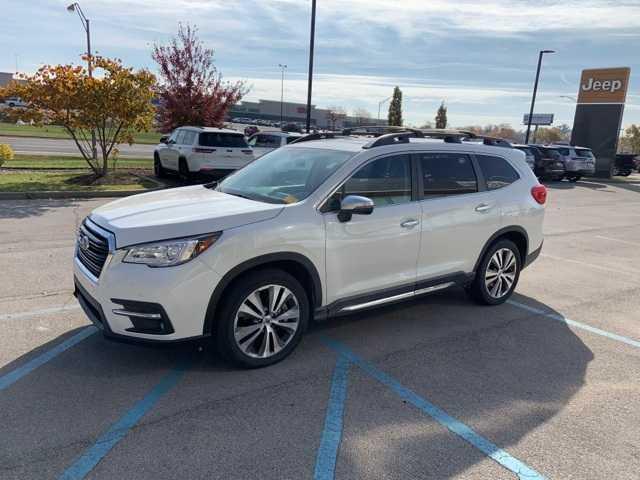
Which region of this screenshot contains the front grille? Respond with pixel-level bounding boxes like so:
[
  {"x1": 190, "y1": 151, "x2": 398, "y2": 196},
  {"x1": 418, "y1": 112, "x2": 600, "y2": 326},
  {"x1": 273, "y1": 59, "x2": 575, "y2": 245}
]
[{"x1": 77, "y1": 221, "x2": 110, "y2": 279}]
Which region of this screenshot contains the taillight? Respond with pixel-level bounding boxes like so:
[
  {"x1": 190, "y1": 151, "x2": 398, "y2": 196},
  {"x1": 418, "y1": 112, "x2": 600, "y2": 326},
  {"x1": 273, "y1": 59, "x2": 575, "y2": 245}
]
[
  {"x1": 531, "y1": 184, "x2": 547, "y2": 205},
  {"x1": 241, "y1": 149, "x2": 253, "y2": 155},
  {"x1": 194, "y1": 148, "x2": 215, "y2": 153}
]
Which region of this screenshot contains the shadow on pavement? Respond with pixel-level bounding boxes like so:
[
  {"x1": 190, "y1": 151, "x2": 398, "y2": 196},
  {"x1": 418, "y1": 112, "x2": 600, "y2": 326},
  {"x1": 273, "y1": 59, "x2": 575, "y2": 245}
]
[
  {"x1": 0, "y1": 288, "x2": 593, "y2": 479},
  {"x1": 0, "y1": 198, "x2": 96, "y2": 220},
  {"x1": 313, "y1": 288, "x2": 593, "y2": 479}
]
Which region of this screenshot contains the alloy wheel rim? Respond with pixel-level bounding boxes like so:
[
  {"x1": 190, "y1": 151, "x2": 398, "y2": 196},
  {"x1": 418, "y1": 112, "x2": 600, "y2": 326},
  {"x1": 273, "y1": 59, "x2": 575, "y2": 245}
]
[
  {"x1": 485, "y1": 248, "x2": 517, "y2": 299},
  {"x1": 233, "y1": 284, "x2": 300, "y2": 359}
]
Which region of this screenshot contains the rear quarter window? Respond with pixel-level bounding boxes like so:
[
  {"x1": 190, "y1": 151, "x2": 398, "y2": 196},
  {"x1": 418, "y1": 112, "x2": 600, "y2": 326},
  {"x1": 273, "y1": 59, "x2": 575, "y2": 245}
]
[
  {"x1": 476, "y1": 155, "x2": 520, "y2": 190},
  {"x1": 199, "y1": 132, "x2": 249, "y2": 148}
]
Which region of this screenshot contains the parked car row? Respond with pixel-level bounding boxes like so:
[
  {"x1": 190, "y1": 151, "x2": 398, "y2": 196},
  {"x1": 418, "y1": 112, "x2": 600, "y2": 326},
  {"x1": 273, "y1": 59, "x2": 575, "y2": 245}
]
[
  {"x1": 491, "y1": 141, "x2": 596, "y2": 183},
  {"x1": 154, "y1": 125, "x2": 633, "y2": 186},
  {"x1": 153, "y1": 126, "x2": 309, "y2": 181}
]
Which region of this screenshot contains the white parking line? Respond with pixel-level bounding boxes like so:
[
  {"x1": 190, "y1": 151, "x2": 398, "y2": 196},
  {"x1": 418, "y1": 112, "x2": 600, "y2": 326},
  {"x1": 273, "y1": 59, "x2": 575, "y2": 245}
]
[
  {"x1": 540, "y1": 253, "x2": 640, "y2": 278},
  {"x1": 595, "y1": 235, "x2": 640, "y2": 247},
  {"x1": 508, "y1": 300, "x2": 640, "y2": 349},
  {"x1": 0, "y1": 304, "x2": 81, "y2": 321}
]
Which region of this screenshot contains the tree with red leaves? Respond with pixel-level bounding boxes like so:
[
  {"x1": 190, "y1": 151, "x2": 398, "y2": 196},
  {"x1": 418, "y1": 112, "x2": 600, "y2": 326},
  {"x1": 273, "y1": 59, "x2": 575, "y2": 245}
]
[{"x1": 152, "y1": 24, "x2": 248, "y2": 133}]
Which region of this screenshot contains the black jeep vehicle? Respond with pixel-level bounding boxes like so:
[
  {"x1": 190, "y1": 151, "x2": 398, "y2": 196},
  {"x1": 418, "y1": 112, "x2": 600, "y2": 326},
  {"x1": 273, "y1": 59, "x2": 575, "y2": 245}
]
[
  {"x1": 614, "y1": 154, "x2": 638, "y2": 177},
  {"x1": 528, "y1": 145, "x2": 566, "y2": 181}
]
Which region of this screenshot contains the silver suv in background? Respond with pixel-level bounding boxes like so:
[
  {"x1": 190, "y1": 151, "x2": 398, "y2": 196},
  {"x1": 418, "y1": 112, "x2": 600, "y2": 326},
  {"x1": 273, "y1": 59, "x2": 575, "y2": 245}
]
[
  {"x1": 247, "y1": 131, "x2": 304, "y2": 158},
  {"x1": 550, "y1": 145, "x2": 596, "y2": 181},
  {"x1": 154, "y1": 127, "x2": 254, "y2": 181}
]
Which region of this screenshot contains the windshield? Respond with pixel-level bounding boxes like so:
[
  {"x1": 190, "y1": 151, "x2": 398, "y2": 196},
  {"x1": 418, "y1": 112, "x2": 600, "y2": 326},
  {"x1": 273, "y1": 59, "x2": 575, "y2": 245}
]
[{"x1": 217, "y1": 147, "x2": 354, "y2": 204}]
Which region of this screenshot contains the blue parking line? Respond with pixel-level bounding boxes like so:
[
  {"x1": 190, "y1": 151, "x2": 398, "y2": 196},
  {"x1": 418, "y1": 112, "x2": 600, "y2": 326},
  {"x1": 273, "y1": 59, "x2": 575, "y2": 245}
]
[
  {"x1": 0, "y1": 326, "x2": 97, "y2": 392},
  {"x1": 59, "y1": 361, "x2": 190, "y2": 480},
  {"x1": 508, "y1": 300, "x2": 640, "y2": 349},
  {"x1": 314, "y1": 354, "x2": 350, "y2": 480},
  {"x1": 323, "y1": 338, "x2": 546, "y2": 480}
]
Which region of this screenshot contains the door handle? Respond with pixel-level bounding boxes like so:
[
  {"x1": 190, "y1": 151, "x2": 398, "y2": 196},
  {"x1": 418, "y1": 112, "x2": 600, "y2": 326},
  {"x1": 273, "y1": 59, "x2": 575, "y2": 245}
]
[
  {"x1": 400, "y1": 219, "x2": 419, "y2": 228},
  {"x1": 475, "y1": 203, "x2": 493, "y2": 213}
]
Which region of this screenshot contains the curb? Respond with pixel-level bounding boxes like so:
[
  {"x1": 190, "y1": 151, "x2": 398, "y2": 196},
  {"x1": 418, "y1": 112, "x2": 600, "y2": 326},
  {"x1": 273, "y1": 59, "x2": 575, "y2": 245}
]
[
  {"x1": 0, "y1": 189, "x2": 160, "y2": 200},
  {"x1": 0, "y1": 174, "x2": 168, "y2": 200}
]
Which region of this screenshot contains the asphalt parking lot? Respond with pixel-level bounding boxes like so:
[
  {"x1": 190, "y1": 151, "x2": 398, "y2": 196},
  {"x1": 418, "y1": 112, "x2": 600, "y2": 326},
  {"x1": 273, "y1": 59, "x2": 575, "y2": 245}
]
[{"x1": 1, "y1": 176, "x2": 640, "y2": 479}]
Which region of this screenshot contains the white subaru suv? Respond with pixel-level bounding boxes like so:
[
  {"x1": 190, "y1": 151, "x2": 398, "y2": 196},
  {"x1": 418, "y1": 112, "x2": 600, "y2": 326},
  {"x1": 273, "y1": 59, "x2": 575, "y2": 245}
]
[
  {"x1": 75, "y1": 130, "x2": 546, "y2": 368},
  {"x1": 154, "y1": 126, "x2": 254, "y2": 181}
]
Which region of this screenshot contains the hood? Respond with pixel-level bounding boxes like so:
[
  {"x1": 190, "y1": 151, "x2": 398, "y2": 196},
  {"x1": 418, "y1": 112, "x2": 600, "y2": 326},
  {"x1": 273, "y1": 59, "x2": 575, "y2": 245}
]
[{"x1": 90, "y1": 185, "x2": 283, "y2": 248}]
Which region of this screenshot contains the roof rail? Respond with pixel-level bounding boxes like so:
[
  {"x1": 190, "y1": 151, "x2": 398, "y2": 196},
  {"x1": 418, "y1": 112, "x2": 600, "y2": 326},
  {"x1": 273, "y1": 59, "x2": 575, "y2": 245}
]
[
  {"x1": 362, "y1": 130, "x2": 425, "y2": 149},
  {"x1": 288, "y1": 132, "x2": 341, "y2": 144}
]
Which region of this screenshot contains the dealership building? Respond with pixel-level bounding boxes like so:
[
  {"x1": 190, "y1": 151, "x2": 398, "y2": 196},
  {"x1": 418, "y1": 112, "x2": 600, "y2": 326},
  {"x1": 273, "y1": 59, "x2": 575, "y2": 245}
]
[{"x1": 229, "y1": 99, "x2": 386, "y2": 129}]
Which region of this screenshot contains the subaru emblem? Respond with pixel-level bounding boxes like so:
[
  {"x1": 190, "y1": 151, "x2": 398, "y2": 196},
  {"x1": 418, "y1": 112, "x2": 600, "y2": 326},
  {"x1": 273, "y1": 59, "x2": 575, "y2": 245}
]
[{"x1": 78, "y1": 233, "x2": 90, "y2": 251}]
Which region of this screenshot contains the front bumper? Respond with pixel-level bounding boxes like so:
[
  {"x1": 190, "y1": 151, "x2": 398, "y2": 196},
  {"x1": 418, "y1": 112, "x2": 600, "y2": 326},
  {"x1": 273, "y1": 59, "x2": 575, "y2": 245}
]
[{"x1": 74, "y1": 246, "x2": 221, "y2": 343}]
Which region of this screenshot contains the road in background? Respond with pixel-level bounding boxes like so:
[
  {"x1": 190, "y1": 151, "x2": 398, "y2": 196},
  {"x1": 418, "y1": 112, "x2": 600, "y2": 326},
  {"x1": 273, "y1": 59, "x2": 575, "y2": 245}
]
[{"x1": 0, "y1": 136, "x2": 155, "y2": 158}]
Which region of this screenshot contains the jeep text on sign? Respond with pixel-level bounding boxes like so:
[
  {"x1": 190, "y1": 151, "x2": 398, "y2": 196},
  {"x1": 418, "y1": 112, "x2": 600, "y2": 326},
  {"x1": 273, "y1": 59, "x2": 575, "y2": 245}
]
[{"x1": 577, "y1": 67, "x2": 631, "y2": 104}]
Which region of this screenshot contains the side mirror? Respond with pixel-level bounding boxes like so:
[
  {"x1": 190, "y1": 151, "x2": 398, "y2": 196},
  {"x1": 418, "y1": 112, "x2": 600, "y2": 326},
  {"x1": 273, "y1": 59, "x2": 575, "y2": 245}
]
[
  {"x1": 338, "y1": 195, "x2": 374, "y2": 222},
  {"x1": 159, "y1": 135, "x2": 169, "y2": 144}
]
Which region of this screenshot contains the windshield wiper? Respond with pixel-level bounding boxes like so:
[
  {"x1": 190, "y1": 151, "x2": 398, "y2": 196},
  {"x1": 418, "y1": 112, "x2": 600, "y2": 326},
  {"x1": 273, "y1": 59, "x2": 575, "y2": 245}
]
[{"x1": 203, "y1": 181, "x2": 218, "y2": 189}]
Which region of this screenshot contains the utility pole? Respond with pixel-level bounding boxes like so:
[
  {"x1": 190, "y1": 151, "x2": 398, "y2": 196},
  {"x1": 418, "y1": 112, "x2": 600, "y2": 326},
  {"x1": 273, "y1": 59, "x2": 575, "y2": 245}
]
[
  {"x1": 305, "y1": 0, "x2": 316, "y2": 133},
  {"x1": 278, "y1": 64, "x2": 287, "y2": 127},
  {"x1": 525, "y1": 49, "x2": 555, "y2": 144},
  {"x1": 67, "y1": 2, "x2": 97, "y2": 162},
  {"x1": 378, "y1": 96, "x2": 391, "y2": 123}
]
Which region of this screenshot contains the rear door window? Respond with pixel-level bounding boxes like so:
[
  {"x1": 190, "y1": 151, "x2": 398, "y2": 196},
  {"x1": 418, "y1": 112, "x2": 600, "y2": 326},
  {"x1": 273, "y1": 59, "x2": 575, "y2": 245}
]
[
  {"x1": 199, "y1": 132, "x2": 249, "y2": 148},
  {"x1": 419, "y1": 153, "x2": 478, "y2": 197},
  {"x1": 476, "y1": 155, "x2": 520, "y2": 190},
  {"x1": 182, "y1": 130, "x2": 197, "y2": 146}
]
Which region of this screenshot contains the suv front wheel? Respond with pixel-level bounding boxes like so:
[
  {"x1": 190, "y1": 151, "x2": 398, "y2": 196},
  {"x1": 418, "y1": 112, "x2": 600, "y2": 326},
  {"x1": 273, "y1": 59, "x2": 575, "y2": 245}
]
[
  {"x1": 469, "y1": 239, "x2": 521, "y2": 305},
  {"x1": 215, "y1": 269, "x2": 309, "y2": 368}
]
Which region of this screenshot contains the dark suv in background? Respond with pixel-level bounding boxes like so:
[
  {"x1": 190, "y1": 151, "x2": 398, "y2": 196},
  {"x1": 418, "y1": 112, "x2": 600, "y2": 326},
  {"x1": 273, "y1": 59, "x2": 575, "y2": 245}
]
[{"x1": 528, "y1": 145, "x2": 566, "y2": 181}]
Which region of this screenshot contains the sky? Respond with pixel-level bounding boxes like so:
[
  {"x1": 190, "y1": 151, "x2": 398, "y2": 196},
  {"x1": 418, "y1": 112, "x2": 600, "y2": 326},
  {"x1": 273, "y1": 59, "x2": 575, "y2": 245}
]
[{"x1": 3, "y1": 0, "x2": 640, "y2": 129}]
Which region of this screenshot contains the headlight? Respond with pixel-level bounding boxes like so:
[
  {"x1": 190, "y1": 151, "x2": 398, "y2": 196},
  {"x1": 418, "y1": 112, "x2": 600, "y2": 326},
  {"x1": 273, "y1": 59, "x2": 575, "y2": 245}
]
[{"x1": 122, "y1": 233, "x2": 221, "y2": 267}]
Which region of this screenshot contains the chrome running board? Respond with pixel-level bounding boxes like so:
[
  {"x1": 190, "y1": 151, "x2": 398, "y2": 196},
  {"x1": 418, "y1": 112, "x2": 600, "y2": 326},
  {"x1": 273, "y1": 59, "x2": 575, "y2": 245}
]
[{"x1": 339, "y1": 281, "x2": 455, "y2": 313}]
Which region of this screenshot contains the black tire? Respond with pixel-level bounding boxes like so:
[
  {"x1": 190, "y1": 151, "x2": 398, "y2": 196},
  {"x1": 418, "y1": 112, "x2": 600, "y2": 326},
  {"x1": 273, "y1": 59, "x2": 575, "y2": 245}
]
[
  {"x1": 154, "y1": 153, "x2": 166, "y2": 178},
  {"x1": 569, "y1": 176, "x2": 579, "y2": 183},
  {"x1": 215, "y1": 269, "x2": 309, "y2": 368},
  {"x1": 622, "y1": 171, "x2": 631, "y2": 177},
  {"x1": 469, "y1": 239, "x2": 521, "y2": 306},
  {"x1": 179, "y1": 158, "x2": 191, "y2": 184}
]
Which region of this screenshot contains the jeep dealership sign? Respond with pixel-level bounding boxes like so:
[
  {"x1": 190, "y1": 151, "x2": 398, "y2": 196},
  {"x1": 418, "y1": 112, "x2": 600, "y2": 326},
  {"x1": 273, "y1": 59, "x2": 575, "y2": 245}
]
[
  {"x1": 577, "y1": 67, "x2": 630, "y2": 104},
  {"x1": 571, "y1": 67, "x2": 631, "y2": 177}
]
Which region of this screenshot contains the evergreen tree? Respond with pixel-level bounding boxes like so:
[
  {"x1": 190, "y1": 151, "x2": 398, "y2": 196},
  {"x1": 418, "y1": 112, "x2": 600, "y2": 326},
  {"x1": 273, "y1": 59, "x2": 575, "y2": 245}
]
[
  {"x1": 435, "y1": 101, "x2": 447, "y2": 129},
  {"x1": 387, "y1": 86, "x2": 403, "y2": 126}
]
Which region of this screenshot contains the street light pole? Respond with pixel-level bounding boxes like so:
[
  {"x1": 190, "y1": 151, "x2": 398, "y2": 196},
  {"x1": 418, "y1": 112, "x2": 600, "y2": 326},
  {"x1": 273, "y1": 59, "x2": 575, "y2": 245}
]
[
  {"x1": 525, "y1": 49, "x2": 555, "y2": 144},
  {"x1": 305, "y1": 0, "x2": 316, "y2": 133},
  {"x1": 378, "y1": 96, "x2": 392, "y2": 123},
  {"x1": 278, "y1": 64, "x2": 287, "y2": 127},
  {"x1": 67, "y1": 2, "x2": 96, "y2": 162}
]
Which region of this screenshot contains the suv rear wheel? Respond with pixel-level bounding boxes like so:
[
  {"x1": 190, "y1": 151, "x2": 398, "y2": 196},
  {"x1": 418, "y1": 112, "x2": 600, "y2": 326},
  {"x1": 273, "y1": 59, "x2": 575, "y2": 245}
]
[
  {"x1": 215, "y1": 269, "x2": 309, "y2": 368},
  {"x1": 154, "y1": 154, "x2": 166, "y2": 178},
  {"x1": 469, "y1": 239, "x2": 521, "y2": 305},
  {"x1": 179, "y1": 158, "x2": 192, "y2": 184}
]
